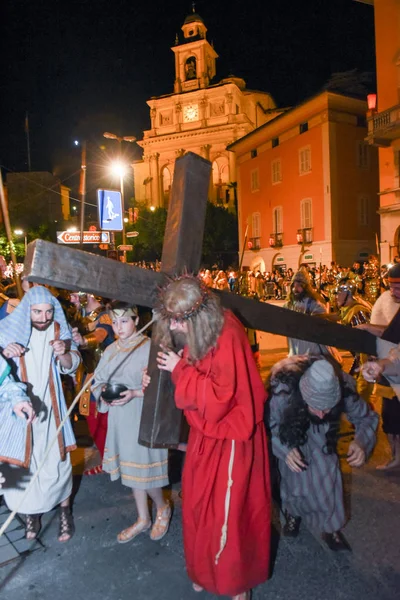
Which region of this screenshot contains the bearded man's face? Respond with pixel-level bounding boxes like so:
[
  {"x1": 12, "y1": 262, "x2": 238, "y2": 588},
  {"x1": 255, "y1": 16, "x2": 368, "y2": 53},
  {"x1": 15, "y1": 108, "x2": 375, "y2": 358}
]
[
  {"x1": 169, "y1": 319, "x2": 188, "y2": 350},
  {"x1": 30, "y1": 303, "x2": 54, "y2": 331},
  {"x1": 292, "y1": 281, "x2": 305, "y2": 300}
]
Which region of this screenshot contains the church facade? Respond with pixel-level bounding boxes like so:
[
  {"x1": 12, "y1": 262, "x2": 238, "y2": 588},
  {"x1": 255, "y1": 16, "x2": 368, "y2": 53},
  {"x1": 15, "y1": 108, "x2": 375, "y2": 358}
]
[{"x1": 132, "y1": 10, "x2": 282, "y2": 212}]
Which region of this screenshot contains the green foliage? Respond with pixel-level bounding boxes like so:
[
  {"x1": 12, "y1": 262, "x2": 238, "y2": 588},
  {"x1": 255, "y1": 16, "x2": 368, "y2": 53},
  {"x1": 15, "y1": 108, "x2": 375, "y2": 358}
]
[
  {"x1": 0, "y1": 224, "x2": 52, "y2": 261},
  {"x1": 126, "y1": 202, "x2": 238, "y2": 268},
  {"x1": 126, "y1": 204, "x2": 168, "y2": 262},
  {"x1": 202, "y1": 203, "x2": 238, "y2": 268}
]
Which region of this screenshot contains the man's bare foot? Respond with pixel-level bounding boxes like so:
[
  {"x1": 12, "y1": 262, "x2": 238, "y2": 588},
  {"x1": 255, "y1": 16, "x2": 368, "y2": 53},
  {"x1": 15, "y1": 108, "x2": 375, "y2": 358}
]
[
  {"x1": 192, "y1": 583, "x2": 203, "y2": 592},
  {"x1": 58, "y1": 506, "x2": 74, "y2": 542},
  {"x1": 376, "y1": 459, "x2": 400, "y2": 470},
  {"x1": 25, "y1": 514, "x2": 41, "y2": 540}
]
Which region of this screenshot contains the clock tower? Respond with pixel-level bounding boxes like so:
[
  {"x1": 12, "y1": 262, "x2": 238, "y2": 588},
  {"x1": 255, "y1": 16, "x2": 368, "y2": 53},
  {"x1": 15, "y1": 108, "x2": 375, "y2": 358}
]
[
  {"x1": 133, "y1": 9, "x2": 281, "y2": 213},
  {"x1": 172, "y1": 8, "x2": 218, "y2": 94}
]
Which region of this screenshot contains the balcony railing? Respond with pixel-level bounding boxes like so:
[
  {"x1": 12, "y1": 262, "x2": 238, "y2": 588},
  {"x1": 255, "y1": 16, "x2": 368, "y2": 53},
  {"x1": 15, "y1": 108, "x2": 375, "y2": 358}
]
[
  {"x1": 248, "y1": 237, "x2": 261, "y2": 250},
  {"x1": 269, "y1": 233, "x2": 283, "y2": 248},
  {"x1": 367, "y1": 104, "x2": 400, "y2": 147},
  {"x1": 297, "y1": 227, "x2": 313, "y2": 244}
]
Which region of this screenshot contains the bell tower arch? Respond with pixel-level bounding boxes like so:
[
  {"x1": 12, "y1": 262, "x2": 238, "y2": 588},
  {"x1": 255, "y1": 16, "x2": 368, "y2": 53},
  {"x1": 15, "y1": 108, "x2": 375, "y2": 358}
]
[{"x1": 172, "y1": 7, "x2": 218, "y2": 94}]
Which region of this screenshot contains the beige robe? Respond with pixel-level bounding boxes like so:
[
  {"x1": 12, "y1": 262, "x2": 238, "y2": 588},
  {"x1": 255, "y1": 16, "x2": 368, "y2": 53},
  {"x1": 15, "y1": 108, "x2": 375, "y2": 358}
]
[{"x1": 92, "y1": 334, "x2": 169, "y2": 490}]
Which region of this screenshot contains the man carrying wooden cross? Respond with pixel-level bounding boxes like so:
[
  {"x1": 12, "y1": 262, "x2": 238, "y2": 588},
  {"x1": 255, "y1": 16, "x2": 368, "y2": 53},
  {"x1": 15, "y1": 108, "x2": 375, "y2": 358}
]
[{"x1": 145, "y1": 274, "x2": 271, "y2": 600}]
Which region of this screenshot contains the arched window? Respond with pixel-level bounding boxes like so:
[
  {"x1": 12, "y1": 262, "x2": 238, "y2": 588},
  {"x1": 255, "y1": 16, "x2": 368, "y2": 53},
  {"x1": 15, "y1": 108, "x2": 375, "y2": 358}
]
[
  {"x1": 185, "y1": 56, "x2": 197, "y2": 80},
  {"x1": 161, "y1": 167, "x2": 172, "y2": 208},
  {"x1": 212, "y1": 157, "x2": 229, "y2": 205}
]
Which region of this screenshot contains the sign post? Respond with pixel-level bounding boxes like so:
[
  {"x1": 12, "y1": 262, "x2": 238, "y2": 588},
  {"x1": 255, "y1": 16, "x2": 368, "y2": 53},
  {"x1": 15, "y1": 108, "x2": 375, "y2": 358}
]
[
  {"x1": 97, "y1": 190, "x2": 123, "y2": 232},
  {"x1": 57, "y1": 231, "x2": 110, "y2": 245}
]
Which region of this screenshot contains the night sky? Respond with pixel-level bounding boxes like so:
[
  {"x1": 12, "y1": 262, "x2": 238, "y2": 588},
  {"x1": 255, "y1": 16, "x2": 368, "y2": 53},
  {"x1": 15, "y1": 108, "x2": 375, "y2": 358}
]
[{"x1": 1, "y1": 0, "x2": 375, "y2": 191}]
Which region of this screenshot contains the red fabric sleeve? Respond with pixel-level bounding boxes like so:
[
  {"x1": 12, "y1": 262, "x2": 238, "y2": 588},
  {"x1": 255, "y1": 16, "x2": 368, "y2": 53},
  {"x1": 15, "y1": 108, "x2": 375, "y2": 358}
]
[{"x1": 171, "y1": 314, "x2": 265, "y2": 440}]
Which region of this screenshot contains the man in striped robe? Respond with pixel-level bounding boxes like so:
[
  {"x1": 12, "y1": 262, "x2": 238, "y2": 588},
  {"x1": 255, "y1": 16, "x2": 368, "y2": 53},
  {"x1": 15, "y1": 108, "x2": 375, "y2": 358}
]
[{"x1": 267, "y1": 356, "x2": 378, "y2": 551}]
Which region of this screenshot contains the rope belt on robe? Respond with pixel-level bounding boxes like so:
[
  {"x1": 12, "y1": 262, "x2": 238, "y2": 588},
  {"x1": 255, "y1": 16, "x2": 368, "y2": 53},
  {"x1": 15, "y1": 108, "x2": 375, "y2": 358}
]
[{"x1": 215, "y1": 439, "x2": 236, "y2": 565}]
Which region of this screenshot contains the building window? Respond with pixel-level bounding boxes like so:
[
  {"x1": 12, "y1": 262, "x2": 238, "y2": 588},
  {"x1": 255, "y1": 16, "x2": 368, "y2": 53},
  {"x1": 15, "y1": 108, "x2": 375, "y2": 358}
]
[
  {"x1": 251, "y1": 149, "x2": 258, "y2": 158},
  {"x1": 299, "y1": 146, "x2": 311, "y2": 175},
  {"x1": 300, "y1": 198, "x2": 312, "y2": 229},
  {"x1": 299, "y1": 122, "x2": 308, "y2": 134},
  {"x1": 251, "y1": 168, "x2": 259, "y2": 192},
  {"x1": 356, "y1": 141, "x2": 369, "y2": 169},
  {"x1": 271, "y1": 158, "x2": 282, "y2": 184},
  {"x1": 358, "y1": 195, "x2": 369, "y2": 226},
  {"x1": 272, "y1": 137, "x2": 279, "y2": 148},
  {"x1": 252, "y1": 212, "x2": 261, "y2": 238},
  {"x1": 272, "y1": 206, "x2": 283, "y2": 234}
]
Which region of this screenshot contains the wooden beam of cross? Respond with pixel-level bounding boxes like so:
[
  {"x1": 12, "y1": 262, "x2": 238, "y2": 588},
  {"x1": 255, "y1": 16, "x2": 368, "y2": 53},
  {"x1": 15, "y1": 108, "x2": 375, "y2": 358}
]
[{"x1": 23, "y1": 152, "x2": 377, "y2": 447}]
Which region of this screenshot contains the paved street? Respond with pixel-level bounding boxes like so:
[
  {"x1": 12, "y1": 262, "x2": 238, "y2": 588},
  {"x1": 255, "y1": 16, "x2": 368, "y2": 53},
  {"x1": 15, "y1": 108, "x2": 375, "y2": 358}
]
[{"x1": 0, "y1": 347, "x2": 399, "y2": 600}]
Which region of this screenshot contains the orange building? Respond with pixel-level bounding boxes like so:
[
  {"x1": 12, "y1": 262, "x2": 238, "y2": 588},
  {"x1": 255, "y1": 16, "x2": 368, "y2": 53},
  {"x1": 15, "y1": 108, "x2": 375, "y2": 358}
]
[
  {"x1": 228, "y1": 91, "x2": 379, "y2": 273},
  {"x1": 359, "y1": 0, "x2": 400, "y2": 263}
]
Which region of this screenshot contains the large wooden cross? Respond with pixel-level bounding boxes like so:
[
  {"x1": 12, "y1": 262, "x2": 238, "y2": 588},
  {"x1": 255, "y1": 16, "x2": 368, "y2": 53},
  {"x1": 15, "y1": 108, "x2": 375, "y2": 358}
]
[{"x1": 23, "y1": 152, "x2": 377, "y2": 447}]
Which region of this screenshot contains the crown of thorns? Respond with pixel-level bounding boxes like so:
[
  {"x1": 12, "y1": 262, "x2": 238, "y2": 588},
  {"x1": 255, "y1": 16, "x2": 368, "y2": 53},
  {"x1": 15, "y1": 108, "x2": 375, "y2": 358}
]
[{"x1": 157, "y1": 274, "x2": 211, "y2": 321}]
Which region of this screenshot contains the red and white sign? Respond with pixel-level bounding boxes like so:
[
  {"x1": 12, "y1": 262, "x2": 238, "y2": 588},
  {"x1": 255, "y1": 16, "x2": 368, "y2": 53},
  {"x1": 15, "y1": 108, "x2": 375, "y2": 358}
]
[{"x1": 57, "y1": 231, "x2": 111, "y2": 245}]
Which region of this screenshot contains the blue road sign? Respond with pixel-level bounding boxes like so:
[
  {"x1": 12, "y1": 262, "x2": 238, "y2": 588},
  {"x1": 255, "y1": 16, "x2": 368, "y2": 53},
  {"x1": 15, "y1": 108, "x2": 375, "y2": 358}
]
[{"x1": 97, "y1": 189, "x2": 123, "y2": 231}]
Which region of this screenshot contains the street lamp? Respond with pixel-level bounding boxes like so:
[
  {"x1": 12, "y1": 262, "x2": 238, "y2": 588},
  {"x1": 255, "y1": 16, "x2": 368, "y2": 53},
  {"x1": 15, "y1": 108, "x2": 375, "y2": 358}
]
[
  {"x1": 103, "y1": 132, "x2": 137, "y2": 144},
  {"x1": 14, "y1": 229, "x2": 27, "y2": 254},
  {"x1": 104, "y1": 132, "x2": 137, "y2": 262},
  {"x1": 110, "y1": 160, "x2": 129, "y2": 260}
]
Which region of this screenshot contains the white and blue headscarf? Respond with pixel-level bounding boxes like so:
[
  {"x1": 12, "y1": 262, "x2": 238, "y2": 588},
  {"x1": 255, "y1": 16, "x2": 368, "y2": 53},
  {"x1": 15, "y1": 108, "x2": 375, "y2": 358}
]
[
  {"x1": 0, "y1": 286, "x2": 77, "y2": 454},
  {"x1": 0, "y1": 286, "x2": 71, "y2": 347}
]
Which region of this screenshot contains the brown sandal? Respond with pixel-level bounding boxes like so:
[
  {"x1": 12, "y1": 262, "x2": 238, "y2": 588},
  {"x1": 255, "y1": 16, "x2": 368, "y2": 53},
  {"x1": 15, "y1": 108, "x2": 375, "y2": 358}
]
[
  {"x1": 150, "y1": 503, "x2": 172, "y2": 541},
  {"x1": 117, "y1": 518, "x2": 151, "y2": 544},
  {"x1": 25, "y1": 514, "x2": 41, "y2": 540},
  {"x1": 58, "y1": 506, "x2": 75, "y2": 543}
]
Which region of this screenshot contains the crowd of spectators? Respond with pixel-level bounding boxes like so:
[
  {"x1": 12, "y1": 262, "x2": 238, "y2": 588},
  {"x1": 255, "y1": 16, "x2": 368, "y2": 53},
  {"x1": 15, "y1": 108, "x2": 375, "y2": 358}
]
[{"x1": 197, "y1": 255, "x2": 400, "y2": 309}]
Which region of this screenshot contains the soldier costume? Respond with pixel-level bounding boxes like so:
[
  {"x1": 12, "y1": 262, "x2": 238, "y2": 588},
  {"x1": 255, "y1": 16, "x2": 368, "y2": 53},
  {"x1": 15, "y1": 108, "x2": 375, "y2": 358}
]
[
  {"x1": 71, "y1": 293, "x2": 114, "y2": 472},
  {"x1": 336, "y1": 278, "x2": 373, "y2": 401}
]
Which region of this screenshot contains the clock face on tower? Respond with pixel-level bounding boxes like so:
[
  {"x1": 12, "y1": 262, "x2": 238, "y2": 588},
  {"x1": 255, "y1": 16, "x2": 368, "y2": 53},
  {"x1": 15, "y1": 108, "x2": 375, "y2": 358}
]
[{"x1": 183, "y1": 104, "x2": 199, "y2": 122}]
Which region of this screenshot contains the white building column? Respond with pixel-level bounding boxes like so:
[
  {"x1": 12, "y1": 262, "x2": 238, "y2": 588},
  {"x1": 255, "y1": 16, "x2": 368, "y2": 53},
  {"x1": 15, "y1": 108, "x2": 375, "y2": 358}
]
[{"x1": 149, "y1": 153, "x2": 160, "y2": 207}]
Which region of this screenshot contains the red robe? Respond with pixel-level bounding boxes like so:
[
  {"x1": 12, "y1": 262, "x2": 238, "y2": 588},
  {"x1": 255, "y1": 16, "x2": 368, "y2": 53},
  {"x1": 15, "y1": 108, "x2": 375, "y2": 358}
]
[{"x1": 171, "y1": 310, "x2": 271, "y2": 596}]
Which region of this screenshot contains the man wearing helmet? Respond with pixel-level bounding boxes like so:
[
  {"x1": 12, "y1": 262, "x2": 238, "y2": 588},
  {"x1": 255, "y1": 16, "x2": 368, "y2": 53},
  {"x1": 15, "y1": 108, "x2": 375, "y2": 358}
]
[
  {"x1": 335, "y1": 278, "x2": 373, "y2": 402},
  {"x1": 71, "y1": 293, "x2": 114, "y2": 474}
]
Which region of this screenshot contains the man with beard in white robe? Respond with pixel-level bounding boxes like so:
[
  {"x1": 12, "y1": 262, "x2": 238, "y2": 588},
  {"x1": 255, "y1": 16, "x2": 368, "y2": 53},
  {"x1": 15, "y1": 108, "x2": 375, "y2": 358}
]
[{"x1": 0, "y1": 287, "x2": 80, "y2": 542}]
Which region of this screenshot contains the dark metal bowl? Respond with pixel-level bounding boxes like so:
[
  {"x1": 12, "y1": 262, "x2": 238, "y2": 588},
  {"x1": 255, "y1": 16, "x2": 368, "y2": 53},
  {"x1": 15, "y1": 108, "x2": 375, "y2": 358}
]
[{"x1": 101, "y1": 383, "x2": 128, "y2": 403}]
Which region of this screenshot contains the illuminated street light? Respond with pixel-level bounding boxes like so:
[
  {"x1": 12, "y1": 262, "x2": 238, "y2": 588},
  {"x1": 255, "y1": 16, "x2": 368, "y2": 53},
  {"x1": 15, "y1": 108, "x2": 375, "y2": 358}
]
[
  {"x1": 104, "y1": 132, "x2": 137, "y2": 262},
  {"x1": 67, "y1": 226, "x2": 78, "y2": 232},
  {"x1": 123, "y1": 217, "x2": 129, "y2": 223},
  {"x1": 74, "y1": 140, "x2": 79, "y2": 146},
  {"x1": 150, "y1": 206, "x2": 156, "y2": 212},
  {"x1": 14, "y1": 229, "x2": 27, "y2": 253},
  {"x1": 110, "y1": 160, "x2": 128, "y2": 178}
]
